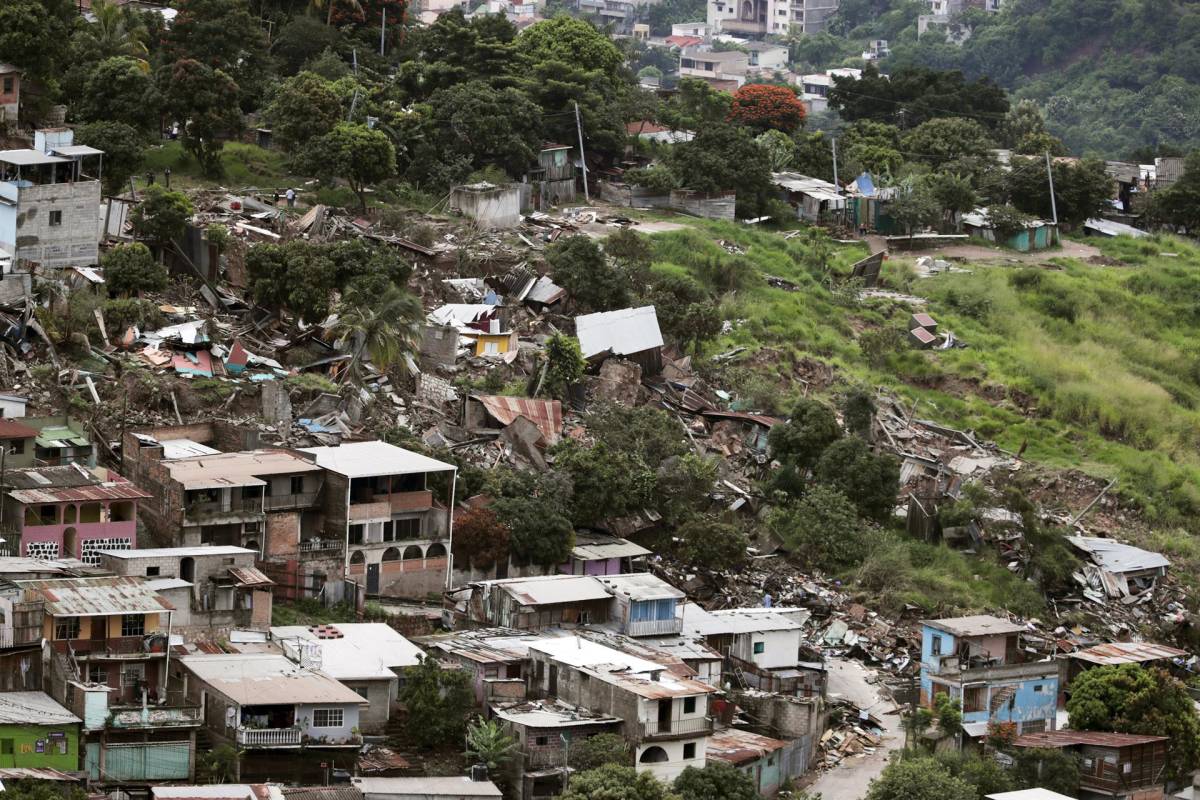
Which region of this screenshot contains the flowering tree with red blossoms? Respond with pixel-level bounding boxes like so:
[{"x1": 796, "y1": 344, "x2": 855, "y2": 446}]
[{"x1": 728, "y1": 84, "x2": 806, "y2": 133}]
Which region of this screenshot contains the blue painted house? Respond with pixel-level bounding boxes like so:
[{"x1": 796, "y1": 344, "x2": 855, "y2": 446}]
[{"x1": 920, "y1": 615, "x2": 1059, "y2": 743}]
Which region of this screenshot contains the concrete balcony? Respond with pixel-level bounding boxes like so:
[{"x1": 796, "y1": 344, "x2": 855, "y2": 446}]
[
  {"x1": 237, "y1": 727, "x2": 302, "y2": 748},
  {"x1": 185, "y1": 497, "x2": 263, "y2": 524},
  {"x1": 641, "y1": 716, "x2": 712, "y2": 739},
  {"x1": 627, "y1": 618, "x2": 684, "y2": 637},
  {"x1": 299, "y1": 538, "x2": 344, "y2": 554},
  {"x1": 264, "y1": 492, "x2": 318, "y2": 511}
]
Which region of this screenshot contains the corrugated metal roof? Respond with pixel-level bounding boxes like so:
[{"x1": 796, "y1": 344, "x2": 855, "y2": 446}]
[
  {"x1": 526, "y1": 275, "x2": 567, "y2": 305},
  {"x1": 1067, "y1": 536, "x2": 1170, "y2": 573},
  {"x1": 299, "y1": 441, "x2": 455, "y2": 479},
  {"x1": 495, "y1": 575, "x2": 613, "y2": 606},
  {"x1": 530, "y1": 636, "x2": 715, "y2": 699},
  {"x1": 7, "y1": 464, "x2": 101, "y2": 490},
  {"x1": 0, "y1": 768, "x2": 80, "y2": 781},
  {"x1": 1013, "y1": 730, "x2": 1168, "y2": 749},
  {"x1": 98, "y1": 545, "x2": 254, "y2": 559},
  {"x1": 0, "y1": 691, "x2": 82, "y2": 725},
  {"x1": 166, "y1": 449, "x2": 321, "y2": 490},
  {"x1": 8, "y1": 482, "x2": 151, "y2": 504},
  {"x1": 352, "y1": 778, "x2": 501, "y2": 798},
  {"x1": 32, "y1": 426, "x2": 89, "y2": 448},
  {"x1": 20, "y1": 576, "x2": 175, "y2": 617},
  {"x1": 575, "y1": 306, "x2": 664, "y2": 360},
  {"x1": 0, "y1": 419, "x2": 38, "y2": 439},
  {"x1": 179, "y1": 654, "x2": 369, "y2": 706},
  {"x1": 471, "y1": 395, "x2": 562, "y2": 445},
  {"x1": 1068, "y1": 641, "x2": 1187, "y2": 665},
  {"x1": 270, "y1": 623, "x2": 422, "y2": 679},
  {"x1": 571, "y1": 534, "x2": 650, "y2": 561},
  {"x1": 924, "y1": 615, "x2": 1024, "y2": 637},
  {"x1": 707, "y1": 728, "x2": 787, "y2": 764},
  {"x1": 596, "y1": 573, "x2": 684, "y2": 601}
]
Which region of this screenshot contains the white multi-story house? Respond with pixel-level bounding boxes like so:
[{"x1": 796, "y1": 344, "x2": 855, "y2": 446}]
[{"x1": 708, "y1": 0, "x2": 839, "y2": 37}]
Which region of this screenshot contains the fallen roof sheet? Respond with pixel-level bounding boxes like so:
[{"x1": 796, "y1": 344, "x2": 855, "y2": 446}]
[
  {"x1": 700, "y1": 410, "x2": 781, "y2": 429},
  {"x1": 1067, "y1": 536, "x2": 1170, "y2": 573},
  {"x1": 1083, "y1": 217, "x2": 1148, "y2": 238},
  {"x1": 575, "y1": 306, "x2": 664, "y2": 360},
  {"x1": 571, "y1": 534, "x2": 651, "y2": 561},
  {"x1": 471, "y1": 395, "x2": 563, "y2": 445},
  {"x1": 0, "y1": 768, "x2": 80, "y2": 782},
  {"x1": 19, "y1": 576, "x2": 175, "y2": 617},
  {"x1": 1067, "y1": 641, "x2": 1187, "y2": 665},
  {"x1": 228, "y1": 566, "x2": 274, "y2": 588},
  {"x1": 429, "y1": 304, "x2": 496, "y2": 328}
]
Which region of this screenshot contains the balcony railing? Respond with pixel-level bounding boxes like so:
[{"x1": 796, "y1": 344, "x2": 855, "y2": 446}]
[
  {"x1": 627, "y1": 618, "x2": 684, "y2": 637},
  {"x1": 236, "y1": 727, "x2": 302, "y2": 747},
  {"x1": 109, "y1": 704, "x2": 202, "y2": 729},
  {"x1": 525, "y1": 748, "x2": 568, "y2": 769},
  {"x1": 264, "y1": 492, "x2": 318, "y2": 511},
  {"x1": 185, "y1": 496, "x2": 264, "y2": 521},
  {"x1": 299, "y1": 538, "x2": 344, "y2": 554},
  {"x1": 641, "y1": 716, "x2": 713, "y2": 739}
]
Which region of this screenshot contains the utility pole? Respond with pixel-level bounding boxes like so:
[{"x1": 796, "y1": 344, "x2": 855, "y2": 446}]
[
  {"x1": 831, "y1": 137, "x2": 839, "y2": 188},
  {"x1": 573, "y1": 101, "x2": 590, "y2": 203},
  {"x1": 1045, "y1": 150, "x2": 1058, "y2": 225},
  {"x1": 379, "y1": 7, "x2": 387, "y2": 56}
]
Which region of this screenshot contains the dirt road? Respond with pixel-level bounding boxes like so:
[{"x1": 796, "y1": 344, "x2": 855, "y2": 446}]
[
  {"x1": 805, "y1": 658, "x2": 904, "y2": 800},
  {"x1": 863, "y1": 233, "x2": 1102, "y2": 263}
]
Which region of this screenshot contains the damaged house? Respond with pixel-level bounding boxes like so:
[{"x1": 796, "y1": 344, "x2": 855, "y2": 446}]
[
  {"x1": 576, "y1": 306, "x2": 665, "y2": 376},
  {"x1": 527, "y1": 635, "x2": 715, "y2": 782},
  {"x1": 920, "y1": 615, "x2": 1059, "y2": 742},
  {"x1": 491, "y1": 700, "x2": 622, "y2": 800},
  {"x1": 1068, "y1": 536, "x2": 1170, "y2": 601}
]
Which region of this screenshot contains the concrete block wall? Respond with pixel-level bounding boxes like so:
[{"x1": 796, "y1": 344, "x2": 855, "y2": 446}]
[{"x1": 9, "y1": 181, "x2": 101, "y2": 268}]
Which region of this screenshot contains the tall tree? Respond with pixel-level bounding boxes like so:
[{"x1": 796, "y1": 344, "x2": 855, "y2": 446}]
[
  {"x1": 78, "y1": 57, "x2": 160, "y2": 131},
  {"x1": 666, "y1": 123, "x2": 774, "y2": 217},
  {"x1": 729, "y1": 84, "x2": 806, "y2": 133},
  {"x1": 130, "y1": 186, "x2": 194, "y2": 249},
  {"x1": 399, "y1": 655, "x2": 473, "y2": 748},
  {"x1": 0, "y1": 0, "x2": 76, "y2": 87},
  {"x1": 1004, "y1": 156, "x2": 1114, "y2": 227},
  {"x1": 77, "y1": 0, "x2": 150, "y2": 65},
  {"x1": 547, "y1": 235, "x2": 631, "y2": 312},
  {"x1": 162, "y1": 0, "x2": 270, "y2": 106},
  {"x1": 75, "y1": 122, "x2": 145, "y2": 196},
  {"x1": 427, "y1": 81, "x2": 544, "y2": 177},
  {"x1": 300, "y1": 123, "x2": 396, "y2": 211},
  {"x1": 266, "y1": 72, "x2": 344, "y2": 153},
  {"x1": 159, "y1": 59, "x2": 243, "y2": 176}
]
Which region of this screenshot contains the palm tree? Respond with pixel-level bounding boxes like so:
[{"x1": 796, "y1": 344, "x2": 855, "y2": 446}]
[
  {"x1": 309, "y1": 0, "x2": 365, "y2": 26},
  {"x1": 86, "y1": 0, "x2": 150, "y2": 68},
  {"x1": 330, "y1": 286, "x2": 422, "y2": 383},
  {"x1": 465, "y1": 718, "x2": 518, "y2": 776}
]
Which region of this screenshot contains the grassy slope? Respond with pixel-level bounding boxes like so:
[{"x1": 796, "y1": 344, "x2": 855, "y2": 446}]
[{"x1": 645, "y1": 221, "x2": 1200, "y2": 614}]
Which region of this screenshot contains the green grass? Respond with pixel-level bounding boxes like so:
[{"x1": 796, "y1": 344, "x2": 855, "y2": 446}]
[
  {"x1": 142, "y1": 141, "x2": 300, "y2": 190},
  {"x1": 639, "y1": 221, "x2": 1200, "y2": 612},
  {"x1": 271, "y1": 599, "x2": 358, "y2": 626}
]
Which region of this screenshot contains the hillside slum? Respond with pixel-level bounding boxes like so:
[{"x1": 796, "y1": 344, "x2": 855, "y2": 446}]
[{"x1": 0, "y1": 183, "x2": 1193, "y2": 800}]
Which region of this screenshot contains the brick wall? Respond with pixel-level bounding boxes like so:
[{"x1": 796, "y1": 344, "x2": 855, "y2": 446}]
[{"x1": 265, "y1": 511, "x2": 300, "y2": 558}]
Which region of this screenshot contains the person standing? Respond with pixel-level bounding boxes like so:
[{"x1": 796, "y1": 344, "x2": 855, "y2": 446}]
[{"x1": 285, "y1": 187, "x2": 296, "y2": 208}]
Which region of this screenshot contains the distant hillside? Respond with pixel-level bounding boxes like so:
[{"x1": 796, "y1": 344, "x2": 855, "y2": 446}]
[{"x1": 809, "y1": 0, "x2": 1200, "y2": 157}]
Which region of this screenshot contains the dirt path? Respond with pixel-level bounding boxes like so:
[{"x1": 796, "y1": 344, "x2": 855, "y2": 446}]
[
  {"x1": 860, "y1": 232, "x2": 1102, "y2": 263},
  {"x1": 805, "y1": 659, "x2": 904, "y2": 800}
]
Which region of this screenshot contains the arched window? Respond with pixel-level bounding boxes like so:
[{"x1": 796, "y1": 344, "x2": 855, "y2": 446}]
[
  {"x1": 425, "y1": 543, "x2": 446, "y2": 559},
  {"x1": 639, "y1": 746, "x2": 669, "y2": 763},
  {"x1": 381, "y1": 547, "x2": 401, "y2": 562},
  {"x1": 349, "y1": 550, "x2": 366, "y2": 565},
  {"x1": 402, "y1": 545, "x2": 423, "y2": 560}
]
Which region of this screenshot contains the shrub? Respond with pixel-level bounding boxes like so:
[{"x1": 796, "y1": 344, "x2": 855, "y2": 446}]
[{"x1": 102, "y1": 243, "x2": 169, "y2": 296}]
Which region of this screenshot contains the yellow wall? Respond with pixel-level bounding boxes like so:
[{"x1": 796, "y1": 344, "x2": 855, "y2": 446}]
[{"x1": 473, "y1": 333, "x2": 515, "y2": 356}]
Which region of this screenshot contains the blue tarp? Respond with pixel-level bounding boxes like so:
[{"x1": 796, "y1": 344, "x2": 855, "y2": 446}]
[{"x1": 855, "y1": 173, "x2": 877, "y2": 197}]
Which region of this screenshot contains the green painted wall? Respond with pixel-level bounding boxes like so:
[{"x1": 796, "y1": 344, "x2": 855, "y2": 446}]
[{"x1": 0, "y1": 722, "x2": 80, "y2": 771}]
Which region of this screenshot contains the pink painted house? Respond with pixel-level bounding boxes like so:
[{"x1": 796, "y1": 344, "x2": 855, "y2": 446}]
[{"x1": 1, "y1": 464, "x2": 150, "y2": 564}]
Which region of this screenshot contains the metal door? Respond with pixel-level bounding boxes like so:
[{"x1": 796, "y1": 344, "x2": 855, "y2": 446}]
[{"x1": 367, "y1": 563, "x2": 380, "y2": 594}]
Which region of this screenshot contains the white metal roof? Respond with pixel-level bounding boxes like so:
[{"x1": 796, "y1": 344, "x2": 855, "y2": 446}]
[
  {"x1": 146, "y1": 578, "x2": 193, "y2": 592},
  {"x1": 50, "y1": 145, "x2": 104, "y2": 157},
  {"x1": 1067, "y1": 536, "x2": 1170, "y2": 573},
  {"x1": 352, "y1": 777, "x2": 502, "y2": 798},
  {"x1": 490, "y1": 575, "x2": 614, "y2": 606},
  {"x1": 270, "y1": 623, "x2": 423, "y2": 680},
  {"x1": 571, "y1": 536, "x2": 650, "y2": 561},
  {"x1": 772, "y1": 172, "x2": 840, "y2": 193},
  {"x1": 160, "y1": 438, "x2": 222, "y2": 459},
  {"x1": 530, "y1": 636, "x2": 714, "y2": 698},
  {"x1": 596, "y1": 573, "x2": 684, "y2": 601},
  {"x1": 428, "y1": 304, "x2": 496, "y2": 328},
  {"x1": 299, "y1": 441, "x2": 455, "y2": 478},
  {"x1": 0, "y1": 150, "x2": 69, "y2": 167},
  {"x1": 681, "y1": 603, "x2": 804, "y2": 636},
  {"x1": 924, "y1": 615, "x2": 1024, "y2": 637},
  {"x1": 575, "y1": 306, "x2": 664, "y2": 359},
  {"x1": 97, "y1": 545, "x2": 254, "y2": 559},
  {"x1": 987, "y1": 791, "x2": 1077, "y2": 800},
  {"x1": 0, "y1": 691, "x2": 81, "y2": 725},
  {"x1": 178, "y1": 654, "x2": 368, "y2": 706}
]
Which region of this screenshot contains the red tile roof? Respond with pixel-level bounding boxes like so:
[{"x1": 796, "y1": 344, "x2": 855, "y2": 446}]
[{"x1": 666, "y1": 35, "x2": 703, "y2": 47}]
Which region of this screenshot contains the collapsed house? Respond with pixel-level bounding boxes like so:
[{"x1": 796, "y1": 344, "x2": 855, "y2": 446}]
[
  {"x1": 1068, "y1": 536, "x2": 1170, "y2": 601},
  {"x1": 575, "y1": 306, "x2": 665, "y2": 376}
]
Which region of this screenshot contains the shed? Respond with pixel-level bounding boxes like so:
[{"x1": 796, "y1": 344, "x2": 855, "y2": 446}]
[
  {"x1": 449, "y1": 183, "x2": 522, "y2": 229},
  {"x1": 575, "y1": 306, "x2": 664, "y2": 375}
]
